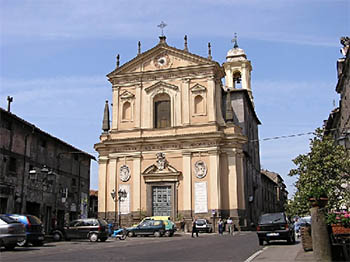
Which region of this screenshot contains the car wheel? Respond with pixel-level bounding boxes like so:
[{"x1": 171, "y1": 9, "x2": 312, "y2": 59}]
[
  {"x1": 53, "y1": 232, "x2": 62, "y2": 241},
  {"x1": 259, "y1": 238, "x2": 264, "y2": 246},
  {"x1": 164, "y1": 231, "x2": 171, "y2": 237},
  {"x1": 287, "y1": 233, "x2": 295, "y2": 244},
  {"x1": 89, "y1": 233, "x2": 98, "y2": 242},
  {"x1": 100, "y1": 237, "x2": 107, "y2": 242},
  {"x1": 4, "y1": 243, "x2": 16, "y2": 250},
  {"x1": 120, "y1": 234, "x2": 126, "y2": 240},
  {"x1": 17, "y1": 239, "x2": 28, "y2": 247},
  {"x1": 154, "y1": 231, "x2": 161, "y2": 237},
  {"x1": 128, "y1": 231, "x2": 134, "y2": 237},
  {"x1": 32, "y1": 241, "x2": 44, "y2": 247}
]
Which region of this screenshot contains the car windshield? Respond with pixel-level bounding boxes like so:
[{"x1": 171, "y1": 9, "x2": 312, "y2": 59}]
[
  {"x1": 196, "y1": 219, "x2": 206, "y2": 224},
  {"x1": 98, "y1": 219, "x2": 108, "y2": 226},
  {"x1": 259, "y1": 213, "x2": 286, "y2": 224},
  {"x1": 27, "y1": 215, "x2": 42, "y2": 225}
]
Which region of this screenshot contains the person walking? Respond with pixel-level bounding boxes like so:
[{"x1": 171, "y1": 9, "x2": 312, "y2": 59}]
[
  {"x1": 218, "y1": 218, "x2": 224, "y2": 235},
  {"x1": 227, "y1": 217, "x2": 233, "y2": 235},
  {"x1": 192, "y1": 218, "x2": 199, "y2": 238}
]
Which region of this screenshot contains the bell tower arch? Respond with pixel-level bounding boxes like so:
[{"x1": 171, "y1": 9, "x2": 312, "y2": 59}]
[{"x1": 223, "y1": 35, "x2": 253, "y2": 103}]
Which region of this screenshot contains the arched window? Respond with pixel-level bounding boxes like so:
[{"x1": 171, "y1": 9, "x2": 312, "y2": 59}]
[
  {"x1": 194, "y1": 95, "x2": 204, "y2": 114},
  {"x1": 233, "y1": 72, "x2": 242, "y2": 88},
  {"x1": 154, "y1": 93, "x2": 171, "y2": 128},
  {"x1": 122, "y1": 101, "x2": 132, "y2": 120}
]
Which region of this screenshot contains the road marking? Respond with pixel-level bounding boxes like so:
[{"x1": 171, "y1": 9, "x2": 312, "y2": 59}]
[{"x1": 244, "y1": 247, "x2": 268, "y2": 262}]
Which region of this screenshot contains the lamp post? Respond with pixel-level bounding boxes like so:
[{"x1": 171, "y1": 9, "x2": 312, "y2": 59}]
[{"x1": 110, "y1": 188, "x2": 127, "y2": 228}]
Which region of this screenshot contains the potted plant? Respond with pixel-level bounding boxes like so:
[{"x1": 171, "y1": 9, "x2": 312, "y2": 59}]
[{"x1": 326, "y1": 211, "x2": 350, "y2": 235}]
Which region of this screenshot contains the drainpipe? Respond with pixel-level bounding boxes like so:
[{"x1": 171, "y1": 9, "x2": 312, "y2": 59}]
[{"x1": 20, "y1": 126, "x2": 34, "y2": 214}]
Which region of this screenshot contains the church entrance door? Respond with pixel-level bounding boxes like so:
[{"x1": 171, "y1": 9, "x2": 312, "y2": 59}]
[{"x1": 152, "y1": 186, "x2": 171, "y2": 216}]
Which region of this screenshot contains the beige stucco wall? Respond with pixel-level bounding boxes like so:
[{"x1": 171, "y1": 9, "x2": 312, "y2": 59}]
[{"x1": 96, "y1": 41, "x2": 249, "y2": 225}]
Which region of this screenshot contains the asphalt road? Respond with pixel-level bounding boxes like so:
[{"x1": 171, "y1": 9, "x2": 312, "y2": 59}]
[{"x1": 1, "y1": 232, "x2": 262, "y2": 262}]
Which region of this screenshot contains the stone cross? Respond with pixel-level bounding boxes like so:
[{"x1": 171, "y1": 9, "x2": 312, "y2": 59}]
[
  {"x1": 157, "y1": 21, "x2": 167, "y2": 36},
  {"x1": 7, "y1": 96, "x2": 13, "y2": 112},
  {"x1": 231, "y1": 33, "x2": 238, "y2": 48}
]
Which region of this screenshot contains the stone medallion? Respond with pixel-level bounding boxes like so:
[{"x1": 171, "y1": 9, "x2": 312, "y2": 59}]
[
  {"x1": 194, "y1": 160, "x2": 207, "y2": 179},
  {"x1": 120, "y1": 165, "x2": 131, "y2": 182}
]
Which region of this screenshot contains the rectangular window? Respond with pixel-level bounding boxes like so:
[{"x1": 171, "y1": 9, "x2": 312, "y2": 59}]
[{"x1": 9, "y1": 157, "x2": 16, "y2": 172}]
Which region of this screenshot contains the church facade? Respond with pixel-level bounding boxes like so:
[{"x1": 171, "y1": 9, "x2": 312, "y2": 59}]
[{"x1": 94, "y1": 35, "x2": 261, "y2": 228}]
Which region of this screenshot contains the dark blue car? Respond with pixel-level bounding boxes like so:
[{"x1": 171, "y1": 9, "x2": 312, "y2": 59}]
[{"x1": 4, "y1": 214, "x2": 45, "y2": 246}]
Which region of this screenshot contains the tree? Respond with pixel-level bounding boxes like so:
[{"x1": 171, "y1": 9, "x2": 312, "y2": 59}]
[{"x1": 287, "y1": 128, "x2": 350, "y2": 217}]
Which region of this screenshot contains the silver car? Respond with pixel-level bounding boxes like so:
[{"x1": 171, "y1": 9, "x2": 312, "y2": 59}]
[{"x1": 0, "y1": 215, "x2": 26, "y2": 250}]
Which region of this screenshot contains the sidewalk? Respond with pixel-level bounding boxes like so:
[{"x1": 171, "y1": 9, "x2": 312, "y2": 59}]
[{"x1": 249, "y1": 242, "x2": 315, "y2": 262}]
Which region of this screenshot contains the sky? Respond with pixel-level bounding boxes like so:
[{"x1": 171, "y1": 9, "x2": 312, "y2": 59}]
[{"x1": 1, "y1": 0, "x2": 349, "y2": 197}]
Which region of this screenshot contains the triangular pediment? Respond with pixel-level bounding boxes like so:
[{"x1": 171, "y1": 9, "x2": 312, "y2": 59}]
[
  {"x1": 191, "y1": 84, "x2": 207, "y2": 93},
  {"x1": 143, "y1": 164, "x2": 179, "y2": 175},
  {"x1": 108, "y1": 40, "x2": 218, "y2": 77},
  {"x1": 144, "y1": 81, "x2": 178, "y2": 94},
  {"x1": 120, "y1": 90, "x2": 135, "y2": 99}
]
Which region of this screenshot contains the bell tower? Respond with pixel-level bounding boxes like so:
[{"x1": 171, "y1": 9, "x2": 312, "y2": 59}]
[{"x1": 223, "y1": 34, "x2": 253, "y2": 103}]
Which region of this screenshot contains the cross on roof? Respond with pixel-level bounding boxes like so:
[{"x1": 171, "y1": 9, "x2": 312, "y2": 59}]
[
  {"x1": 231, "y1": 33, "x2": 239, "y2": 48},
  {"x1": 157, "y1": 21, "x2": 167, "y2": 36}
]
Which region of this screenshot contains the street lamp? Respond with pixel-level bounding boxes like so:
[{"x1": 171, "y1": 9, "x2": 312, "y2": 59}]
[{"x1": 110, "y1": 188, "x2": 127, "y2": 228}]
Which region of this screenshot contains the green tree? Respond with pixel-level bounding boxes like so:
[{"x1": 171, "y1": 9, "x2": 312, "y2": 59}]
[{"x1": 287, "y1": 128, "x2": 350, "y2": 217}]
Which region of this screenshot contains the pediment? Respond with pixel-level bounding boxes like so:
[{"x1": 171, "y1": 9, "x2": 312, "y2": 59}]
[
  {"x1": 120, "y1": 90, "x2": 135, "y2": 99},
  {"x1": 108, "y1": 41, "x2": 217, "y2": 77},
  {"x1": 143, "y1": 164, "x2": 179, "y2": 175},
  {"x1": 191, "y1": 84, "x2": 207, "y2": 93},
  {"x1": 142, "y1": 152, "x2": 181, "y2": 182},
  {"x1": 144, "y1": 81, "x2": 178, "y2": 94}
]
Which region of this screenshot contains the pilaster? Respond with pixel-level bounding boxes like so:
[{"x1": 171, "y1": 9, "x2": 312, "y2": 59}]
[
  {"x1": 209, "y1": 150, "x2": 220, "y2": 210},
  {"x1": 182, "y1": 152, "x2": 192, "y2": 212},
  {"x1": 112, "y1": 86, "x2": 119, "y2": 129},
  {"x1": 207, "y1": 77, "x2": 216, "y2": 122},
  {"x1": 107, "y1": 158, "x2": 117, "y2": 216},
  {"x1": 132, "y1": 154, "x2": 142, "y2": 214},
  {"x1": 98, "y1": 157, "x2": 108, "y2": 214},
  {"x1": 182, "y1": 78, "x2": 190, "y2": 125}
]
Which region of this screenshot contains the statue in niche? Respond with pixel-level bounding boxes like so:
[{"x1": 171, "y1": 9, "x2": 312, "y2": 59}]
[
  {"x1": 120, "y1": 165, "x2": 131, "y2": 182},
  {"x1": 195, "y1": 160, "x2": 207, "y2": 179}
]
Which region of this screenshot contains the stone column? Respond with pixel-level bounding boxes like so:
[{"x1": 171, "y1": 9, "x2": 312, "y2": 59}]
[
  {"x1": 182, "y1": 152, "x2": 192, "y2": 217},
  {"x1": 209, "y1": 150, "x2": 220, "y2": 212},
  {"x1": 112, "y1": 86, "x2": 119, "y2": 129}
]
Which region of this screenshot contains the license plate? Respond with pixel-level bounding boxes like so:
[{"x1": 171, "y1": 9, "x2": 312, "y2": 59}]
[
  {"x1": 266, "y1": 233, "x2": 279, "y2": 236},
  {"x1": 38, "y1": 236, "x2": 44, "y2": 240}
]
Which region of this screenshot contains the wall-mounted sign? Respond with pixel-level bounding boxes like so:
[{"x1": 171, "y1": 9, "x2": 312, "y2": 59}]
[{"x1": 195, "y1": 181, "x2": 208, "y2": 213}]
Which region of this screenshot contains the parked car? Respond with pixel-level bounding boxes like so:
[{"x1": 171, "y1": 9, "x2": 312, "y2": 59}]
[
  {"x1": 256, "y1": 212, "x2": 295, "y2": 245},
  {"x1": 294, "y1": 216, "x2": 311, "y2": 238},
  {"x1": 0, "y1": 215, "x2": 26, "y2": 250},
  {"x1": 51, "y1": 218, "x2": 109, "y2": 242},
  {"x1": 195, "y1": 219, "x2": 213, "y2": 233},
  {"x1": 4, "y1": 214, "x2": 45, "y2": 246},
  {"x1": 139, "y1": 216, "x2": 176, "y2": 237},
  {"x1": 127, "y1": 220, "x2": 165, "y2": 237}
]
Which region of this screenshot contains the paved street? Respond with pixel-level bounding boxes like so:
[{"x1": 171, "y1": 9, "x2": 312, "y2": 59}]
[{"x1": 1, "y1": 232, "x2": 262, "y2": 262}]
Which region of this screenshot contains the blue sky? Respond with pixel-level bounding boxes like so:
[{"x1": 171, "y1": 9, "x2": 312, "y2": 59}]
[{"x1": 1, "y1": 0, "x2": 349, "y2": 196}]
